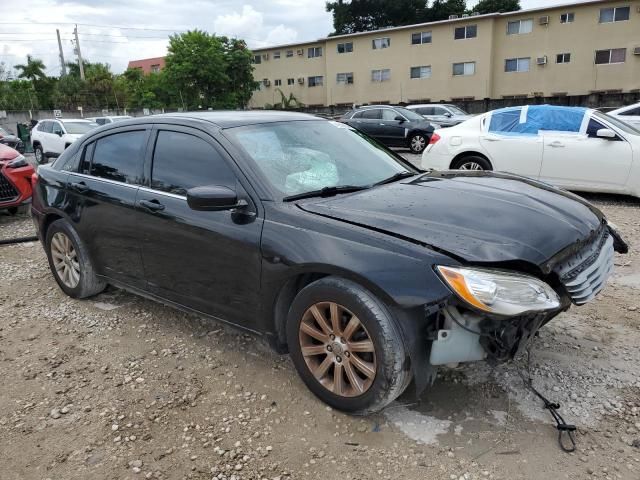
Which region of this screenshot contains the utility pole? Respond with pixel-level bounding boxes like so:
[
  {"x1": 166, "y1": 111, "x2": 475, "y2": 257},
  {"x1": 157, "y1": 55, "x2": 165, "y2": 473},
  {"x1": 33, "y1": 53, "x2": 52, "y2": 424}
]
[
  {"x1": 56, "y1": 29, "x2": 67, "y2": 77},
  {"x1": 73, "y1": 24, "x2": 85, "y2": 80}
]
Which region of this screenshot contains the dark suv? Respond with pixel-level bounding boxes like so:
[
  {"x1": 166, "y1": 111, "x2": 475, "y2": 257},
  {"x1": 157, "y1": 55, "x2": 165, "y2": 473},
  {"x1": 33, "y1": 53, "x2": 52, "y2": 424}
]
[
  {"x1": 32, "y1": 112, "x2": 626, "y2": 414},
  {"x1": 339, "y1": 106, "x2": 435, "y2": 153}
]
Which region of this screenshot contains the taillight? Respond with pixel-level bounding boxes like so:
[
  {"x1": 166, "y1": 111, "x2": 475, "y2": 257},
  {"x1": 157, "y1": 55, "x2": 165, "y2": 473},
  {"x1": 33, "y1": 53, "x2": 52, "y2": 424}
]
[{"x1": 429, "y1": 132, "x2": 441, "y2": 145}]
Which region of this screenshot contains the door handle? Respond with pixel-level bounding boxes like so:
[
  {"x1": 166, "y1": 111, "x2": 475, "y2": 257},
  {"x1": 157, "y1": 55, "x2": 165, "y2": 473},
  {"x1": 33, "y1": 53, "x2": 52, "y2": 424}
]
[
  {"x1": 70, "y1": 181, "x2": 89, "y2": 193},
  {"x1": 139, "y1": 199, "x2": 165, "y2": 212},
  {"x1": 548, "y1": 141, "x2": 565, "y2": 148},
  {"x1": 484, "y1": 136, "x2": 500, "y2": 142}
]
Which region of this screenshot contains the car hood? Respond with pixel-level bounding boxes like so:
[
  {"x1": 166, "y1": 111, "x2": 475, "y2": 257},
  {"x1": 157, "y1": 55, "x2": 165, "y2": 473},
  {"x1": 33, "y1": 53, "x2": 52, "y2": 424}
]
[
  {"x1": 64, "y1": 134, "x2": 84, "y2": 141},
  {"x1": 297, "y1": 171, "x2": 604, "y2": 270}
]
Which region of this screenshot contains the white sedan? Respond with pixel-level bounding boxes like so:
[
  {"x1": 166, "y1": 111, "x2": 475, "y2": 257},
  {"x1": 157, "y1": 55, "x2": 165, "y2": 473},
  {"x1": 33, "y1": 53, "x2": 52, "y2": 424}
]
[
  {"x1": 421, "y1": 105, "x2": 640, "y2": 198},
  {"x1": 609, "y1": 102, "x2": 640, "y2": 129}
]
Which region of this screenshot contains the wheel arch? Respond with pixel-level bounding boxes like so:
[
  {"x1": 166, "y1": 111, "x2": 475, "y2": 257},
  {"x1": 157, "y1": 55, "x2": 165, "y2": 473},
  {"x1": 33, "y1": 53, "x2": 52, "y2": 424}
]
[
  {"x1": 449, "y1": 151, "x2": 492, "y2": 169},
  {"x1": 269, "y1": 267, "x2": 401, "y2": 353}
]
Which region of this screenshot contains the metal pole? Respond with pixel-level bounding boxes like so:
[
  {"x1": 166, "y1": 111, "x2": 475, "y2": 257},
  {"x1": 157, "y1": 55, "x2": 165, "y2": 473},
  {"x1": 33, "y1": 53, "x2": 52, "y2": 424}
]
[
  {"x1": 56, "y1": 29, "x2": 67, "y2": 77},
  {"x1": 74, "y1": 25, "x2": 85, "y2": 80}
]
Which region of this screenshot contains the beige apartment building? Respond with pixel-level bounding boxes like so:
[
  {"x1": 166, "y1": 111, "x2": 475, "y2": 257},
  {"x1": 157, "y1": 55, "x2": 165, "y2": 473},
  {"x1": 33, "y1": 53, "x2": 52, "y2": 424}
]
[{"x1": 249, "y1": 0, "x2": 640, "y2": 108}]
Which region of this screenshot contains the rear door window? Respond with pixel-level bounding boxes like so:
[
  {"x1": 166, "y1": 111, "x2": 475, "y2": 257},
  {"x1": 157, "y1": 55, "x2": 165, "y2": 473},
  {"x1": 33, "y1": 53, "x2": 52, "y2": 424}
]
[
  {"x1": 620, "y1": 107, "x2": 640, "y2": 116},
  {"x1": 151, "y1": 130, "x2": 236, "y2": 196},
  {"x1": 40, "y1": 121, "x2": 53, "y2": 133},
  {"x1": 90, "y1": 130, "x2": 146, "y2": 184},
  {"x1": 361, "y1": 109, "x2": 382, "y2": 120},
  {"x1": 416, "y1": 107, "x2": 434, "y2": 115}
]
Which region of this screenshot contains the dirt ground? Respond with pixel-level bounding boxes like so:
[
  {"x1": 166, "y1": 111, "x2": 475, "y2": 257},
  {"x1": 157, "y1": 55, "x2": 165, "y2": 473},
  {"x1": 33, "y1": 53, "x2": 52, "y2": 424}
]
[{"x1": 1, "y1": 162, "x2": 639, "y2": 480}]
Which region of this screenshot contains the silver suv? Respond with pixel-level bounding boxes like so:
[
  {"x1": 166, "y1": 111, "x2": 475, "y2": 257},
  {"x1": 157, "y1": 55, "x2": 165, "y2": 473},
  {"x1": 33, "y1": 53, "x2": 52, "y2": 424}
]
[{"x1": 407, "y1": 104, "x2": 473, "y2": 128}]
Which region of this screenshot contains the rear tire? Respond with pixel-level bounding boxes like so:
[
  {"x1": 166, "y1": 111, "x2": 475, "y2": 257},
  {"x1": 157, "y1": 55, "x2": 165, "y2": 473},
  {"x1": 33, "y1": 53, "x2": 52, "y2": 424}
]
[
  {"x1": 286, "y1": 277, "x2": 410, "y2": 414},
  {"x1": 409, "y1": 133, "x2": 428, "y2": 154},
  {"x1": 451, "y1": 155, "x2": 492, "y2": 171},
  {"x1": 45, "y1": 219, "x2": 106, "y2": 299}
]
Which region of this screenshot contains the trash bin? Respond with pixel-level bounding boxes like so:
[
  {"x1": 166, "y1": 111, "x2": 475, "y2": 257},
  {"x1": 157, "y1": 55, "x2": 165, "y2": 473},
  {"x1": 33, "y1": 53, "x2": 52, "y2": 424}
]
[{"x1": 17, "y1": 123, "x2": 32, "y2": 153}]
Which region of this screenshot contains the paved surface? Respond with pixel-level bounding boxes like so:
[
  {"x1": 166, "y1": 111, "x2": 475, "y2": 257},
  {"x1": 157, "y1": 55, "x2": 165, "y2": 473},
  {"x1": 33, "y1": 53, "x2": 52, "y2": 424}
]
[{"x1": 1, "y1": 154, "x2": 639, "y2": 480}]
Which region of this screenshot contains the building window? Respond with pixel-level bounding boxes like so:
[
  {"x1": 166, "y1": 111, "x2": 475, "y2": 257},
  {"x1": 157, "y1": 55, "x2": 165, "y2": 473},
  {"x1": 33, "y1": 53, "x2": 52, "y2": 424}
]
[
  {"x1": 372, "y1": 37, "x2": 391, "y2": 49},
  {"x1": 274, "y1": 51, "x2": 281, "y2": 59},
  {"x1": 560, "y1": 12, "x2": 575, "y2": 23},
  {"x1": 452, "y1": 62, "x2": 475, "y2": 76},
  {"x1": 599, "y1": 6, "x2": 630, "y2": 23},
  {"x1": 274, "y1": 79, "x2": 282, "y2": 86},
  {"x1": 337, "y1": 42, "x2": 353, "y2": 53},
  {"x1": 150, "y1": 64, "x2": 160, "y2": 73},
  {"x1": 308, "y1": 47, "x2": 323, "y2": 58},
  {"x1": 371, "y1": 69, "x2": 391, "y2": 82},
  {"x1": 308, "y1": 76, "x2": 324, "y2": 87},
  {"x1": 336, "y1": 72, "x2": 354, "y2": 84},
  {"x1": 410, "y1": 66, "x2": 432, "y2": 79},
  {"x1": 505, "y1": 57, "x2": 530, "y2": 72},
  {"x1": 287, "y1": 78, "x2": 295, "y2": 85},
  {"x1": 253, "y1": 55, "x2": 261, "y2": 64},
  {"x1": 507, "y1": 19, "x2": 533, "y2": 35},
  {"x1": 454, "y1": 25, "x2": 477, "y2": 40},
  {"x1": 595, "y1": 48, "x2": 626, "y2": 64},
  {"x1": 556, "y1": 53, "x2": 571, "y2": 63},
  {"x1": 286, "y1": 50, "x2": 294, "y2": 58},
  {"x1": 411, "y1": 31, "x2": 432, "y2": 44}
]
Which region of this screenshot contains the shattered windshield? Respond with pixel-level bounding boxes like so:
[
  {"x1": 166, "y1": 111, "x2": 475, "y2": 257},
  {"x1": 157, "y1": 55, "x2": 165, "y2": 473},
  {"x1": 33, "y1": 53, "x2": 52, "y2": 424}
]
[{"x1": 224, "y1": 120, "x2": 413, "y2": 197}]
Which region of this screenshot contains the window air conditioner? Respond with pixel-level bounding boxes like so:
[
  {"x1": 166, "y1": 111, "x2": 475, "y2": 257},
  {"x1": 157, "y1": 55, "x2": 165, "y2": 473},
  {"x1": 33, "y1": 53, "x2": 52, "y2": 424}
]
[
  {"x1": 633, "y1": 46, "x2": 640, "y2": 55},
  {"x1": 448, "y1": 14, "x2": 458, "y2": 19},
  {"x1": 297, "y1": 49, "x2": 304, "y2": 56},
  {"x1": 536, "y1": 56, "x2": 547, "y2": 65},
  {"x1": 297, "y1": 77, "x2": 305, "y2": 84},
  {"x1": 539, "y1": 15, "x2": 549, "y2": 25},
  {"x1": 263, "y1": 79, "x2": 271, "y2": 86}
]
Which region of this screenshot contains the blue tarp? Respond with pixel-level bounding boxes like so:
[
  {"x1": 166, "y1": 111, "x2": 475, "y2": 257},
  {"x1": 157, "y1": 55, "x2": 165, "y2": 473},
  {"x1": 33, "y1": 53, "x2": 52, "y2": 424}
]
[{"x1": 488, "y1": 105, "x2": 588, "y2": 135}]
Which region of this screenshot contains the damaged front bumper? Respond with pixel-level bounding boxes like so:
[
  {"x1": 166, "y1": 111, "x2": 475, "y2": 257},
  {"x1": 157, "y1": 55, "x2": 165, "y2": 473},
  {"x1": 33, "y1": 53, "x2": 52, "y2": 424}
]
[{"x1": 428, "y1": 305, "x2": 565, "y2": 366}]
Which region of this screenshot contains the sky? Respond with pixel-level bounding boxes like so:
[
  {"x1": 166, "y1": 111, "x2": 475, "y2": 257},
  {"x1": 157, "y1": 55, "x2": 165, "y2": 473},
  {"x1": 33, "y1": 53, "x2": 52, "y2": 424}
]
[{"x1": 1, "y1": 0, "x2": 579, "y2": 77}]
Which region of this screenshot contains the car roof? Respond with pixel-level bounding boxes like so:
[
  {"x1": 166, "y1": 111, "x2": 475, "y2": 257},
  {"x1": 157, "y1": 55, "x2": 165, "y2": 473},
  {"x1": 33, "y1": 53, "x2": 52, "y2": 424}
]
[
  {"x1": 610, "y1": 102, "x2": 640, "y2": 114},
  {"x1": 407, "y1": 104, "x2": 455, "y2": 108},
  {"x1": 38, "y1": 118, "x2": 93, "y2": 123},
  {"x1": 148, "y1": 110, "x2": 319, "y2": 128}
]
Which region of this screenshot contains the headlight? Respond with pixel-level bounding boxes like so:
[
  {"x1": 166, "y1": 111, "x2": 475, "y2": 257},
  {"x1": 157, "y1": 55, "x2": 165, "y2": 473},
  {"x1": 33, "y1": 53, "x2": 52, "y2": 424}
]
[
  {"x1": 7, "y1": 155, "x2": 27, "y2": 169},
  {"x1": 437, "y1": 266, "x2": 560, "y2": 316}
]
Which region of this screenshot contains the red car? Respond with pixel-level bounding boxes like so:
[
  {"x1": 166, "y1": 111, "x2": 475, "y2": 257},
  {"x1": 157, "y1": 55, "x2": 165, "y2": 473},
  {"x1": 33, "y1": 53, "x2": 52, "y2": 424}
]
[{"x1": 0, "y1": 143, "x2": 35, "y2": 214}]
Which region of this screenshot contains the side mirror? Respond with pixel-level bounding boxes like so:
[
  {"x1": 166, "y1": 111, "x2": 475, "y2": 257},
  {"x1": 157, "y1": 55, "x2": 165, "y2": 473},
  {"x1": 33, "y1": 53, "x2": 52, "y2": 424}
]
[
  {"x1": 55, "y1": 130, "x2": 63, "y2": 137},
  {"x1": 186, "y1": 185, "x2": 247, "y2": 211},
  {"x1": 444, "y1": 112, "x2": 453, "y2": 118},
  {"x1": 394, "y1": 115, "x2": 406, "y2": 123},
  {"x1": 596, "y1": 128, "x2": 616, "y2": 139}
]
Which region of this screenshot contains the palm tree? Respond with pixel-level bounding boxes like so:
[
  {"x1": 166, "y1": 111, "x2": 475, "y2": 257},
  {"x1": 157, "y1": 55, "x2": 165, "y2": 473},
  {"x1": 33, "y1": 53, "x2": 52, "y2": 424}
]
[{"x1": 14, "y1": 55, "x2": 46, "y2": 82}]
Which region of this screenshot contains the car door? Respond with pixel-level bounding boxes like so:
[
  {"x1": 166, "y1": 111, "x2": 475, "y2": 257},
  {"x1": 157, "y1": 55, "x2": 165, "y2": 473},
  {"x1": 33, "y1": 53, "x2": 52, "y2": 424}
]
[
  {"x1": 66, "y1": 127, "x2": 150, "y2": 287},
  {"x1": 50, "y1": 121, "x2": 67, "y2": 154},
  {"x1": 353, "y1": 109, "x2": 383, "y2": 138},
  {"x1": 431, "y1": 106, "x2": 452, "y2": 125},
  {"x1": 539, "y1": 116, "x2": 633, "y2": 191},
  {"x1": 479, "y1": 109, "x2": 544, "y2": 178},
  {"x1": 37, "y1": 121, "x2": 55, "y2": 154},
  {"x1": 376, "y1": 109, "x2": 407, "y2": 146},
  {"x1": 136, "y1": 126, "x2": 263, "y2": 329}
]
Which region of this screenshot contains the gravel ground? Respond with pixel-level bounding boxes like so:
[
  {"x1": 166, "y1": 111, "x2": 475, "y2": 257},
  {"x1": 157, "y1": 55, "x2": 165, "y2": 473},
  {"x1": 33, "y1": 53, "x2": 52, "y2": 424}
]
[{"x1": 1, "y1": 153, "x2": 639, "y2": 480}]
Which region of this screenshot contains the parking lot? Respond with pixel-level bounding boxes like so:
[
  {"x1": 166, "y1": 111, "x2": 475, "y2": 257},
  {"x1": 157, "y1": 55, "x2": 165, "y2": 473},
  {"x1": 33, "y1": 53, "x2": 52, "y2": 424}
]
[{"x1": 1, "y1": 151, "x2": 639, "y2": 480}]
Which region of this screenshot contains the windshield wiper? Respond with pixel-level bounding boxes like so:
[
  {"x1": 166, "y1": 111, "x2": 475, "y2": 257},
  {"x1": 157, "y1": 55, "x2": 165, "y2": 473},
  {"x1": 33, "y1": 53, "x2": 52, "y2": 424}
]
[
  {"x1": 373, "y1": 171, "x2": 418, "y2": 186},
  {"x1": 283, "y1": 185, "x2": 368, "y2": 202}
]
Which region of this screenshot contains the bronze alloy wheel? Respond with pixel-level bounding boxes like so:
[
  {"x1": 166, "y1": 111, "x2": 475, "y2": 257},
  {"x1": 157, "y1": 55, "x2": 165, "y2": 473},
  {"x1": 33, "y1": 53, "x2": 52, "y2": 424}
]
[{"x1": 298, "y1": 301, "x2": 377, "y2": 397}]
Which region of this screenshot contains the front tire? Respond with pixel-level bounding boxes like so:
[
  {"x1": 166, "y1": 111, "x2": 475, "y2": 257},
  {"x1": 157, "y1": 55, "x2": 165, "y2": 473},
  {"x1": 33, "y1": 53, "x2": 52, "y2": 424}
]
[
  {"x1": 45, "y1": 219, "x2": 106, "y2": 299},
  {"x1": 451, "y1": 155, "x2": 492, "y2": 171},
  {"x1": 286, "y1": 277, "x2": 410, "y2": 414},
  {"x1": 409, "y1": 133, "x2": 428, "y2": 154},
  {"x1": 34, "y1": 144, "x2": 45, "y2": 164}
]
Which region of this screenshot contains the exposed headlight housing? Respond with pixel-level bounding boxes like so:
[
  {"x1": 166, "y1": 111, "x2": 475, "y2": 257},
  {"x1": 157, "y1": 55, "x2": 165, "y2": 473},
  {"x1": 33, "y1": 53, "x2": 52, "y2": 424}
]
[{"x1": 437, "y1": 266, "x2": 560, "y2": 316}]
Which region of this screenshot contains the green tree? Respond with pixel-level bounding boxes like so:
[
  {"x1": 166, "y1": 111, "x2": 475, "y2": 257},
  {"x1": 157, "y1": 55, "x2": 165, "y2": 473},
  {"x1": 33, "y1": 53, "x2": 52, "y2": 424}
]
[
  {"x1": 472, "y1": 0, "x2": 520, "y2": 14},
  {"x1": 165, "y1": 30, "x2": 258, "y2": 109},
  {"x1": 14, "y1": 55, "x2": 46, "y2": 82},
  {"x1": 425, "y1": 0, "x2": 466, "y2": 21},
  {"x1": 327, "y1": 0, "x2": 430, "y2": 34}
]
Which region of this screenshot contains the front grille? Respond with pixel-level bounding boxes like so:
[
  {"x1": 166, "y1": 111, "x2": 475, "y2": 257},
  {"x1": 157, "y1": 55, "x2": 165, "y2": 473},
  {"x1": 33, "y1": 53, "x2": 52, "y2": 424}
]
[
  {"x1": 0, "y1": 171, "x2": 19, "y2": 203},
  {"x1": 554, "y1": 230, "x2": 614, "y2": 305}
]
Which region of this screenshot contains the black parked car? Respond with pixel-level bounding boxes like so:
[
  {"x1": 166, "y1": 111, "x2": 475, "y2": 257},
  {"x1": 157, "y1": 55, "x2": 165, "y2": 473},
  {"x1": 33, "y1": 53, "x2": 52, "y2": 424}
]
[
  {"x1": 339, "y1": 105, "x2": 435, "y2": 153},
  {"x1": 32, "y1": 112, "x2": 626, "y2": 413},
  {"x1": 0, "y1": 126, "x2": 25, "y2": 153}
]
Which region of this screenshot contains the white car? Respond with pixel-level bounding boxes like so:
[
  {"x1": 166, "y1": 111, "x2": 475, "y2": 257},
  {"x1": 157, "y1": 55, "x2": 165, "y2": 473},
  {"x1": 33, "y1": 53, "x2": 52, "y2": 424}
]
[
  {"x1": 31, "y1": 119, "x2": 97, "y2": 164},
  {"x1": 86, "y1": 115, "x2": 133, "y2": 125},
  {"x1": 608, "y1": 102, "x2": 640, "y2": 129},
  {"x1": 422, "y1": 105, "x2": 640, "y2": 198}
]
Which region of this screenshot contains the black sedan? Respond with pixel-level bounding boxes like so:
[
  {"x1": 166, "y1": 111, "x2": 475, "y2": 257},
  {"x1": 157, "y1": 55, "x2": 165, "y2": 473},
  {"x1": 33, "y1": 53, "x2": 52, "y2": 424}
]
[
  {"x1": 0, "y1": 126, "x2": 25, "y2": 153},
  {"x1": 339, "y1": 105, "x2": 435, "y2": 153},
  {"x1": 31, "y1": 112, "x2": 626, "y2": 413}
]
